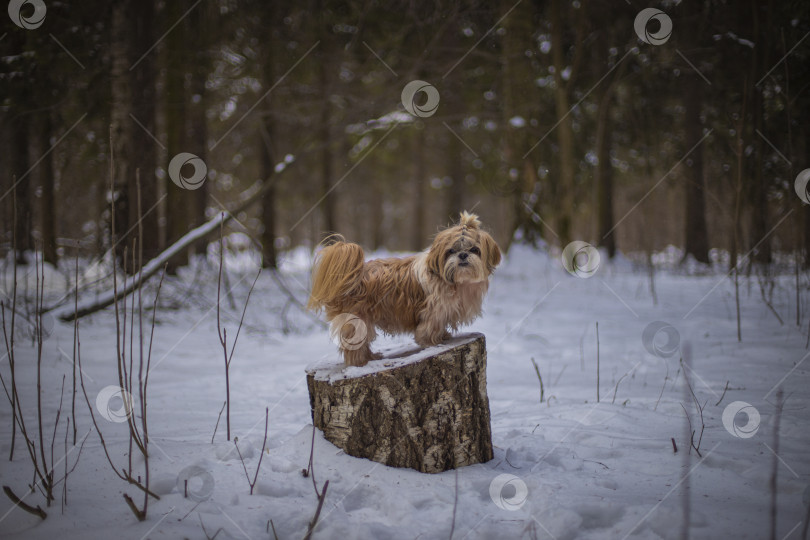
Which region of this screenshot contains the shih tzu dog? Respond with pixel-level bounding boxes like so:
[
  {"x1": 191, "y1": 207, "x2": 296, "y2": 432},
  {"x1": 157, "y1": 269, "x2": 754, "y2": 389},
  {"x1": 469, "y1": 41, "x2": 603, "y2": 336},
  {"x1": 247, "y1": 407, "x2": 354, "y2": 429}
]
[{"x1": 307, "y1": 212, "x2": 501, "y2": 366}]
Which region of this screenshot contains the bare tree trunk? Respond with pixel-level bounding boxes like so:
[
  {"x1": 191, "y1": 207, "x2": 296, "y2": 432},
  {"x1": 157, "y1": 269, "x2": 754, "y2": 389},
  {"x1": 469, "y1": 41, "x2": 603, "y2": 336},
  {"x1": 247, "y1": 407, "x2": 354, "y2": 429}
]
[
  {"x1": 411, "y1": 126, "x2": 426, "y2": 251},
  {"x1": 110, "y1": 1, "x2": 131, "y2": 266},
  {"x1": 749, "y1": 0, "x2": 774, "y2": 264},
  {"x1": 595, "y1": 105, "x2": 616, "y2": 258},
  {"x1": 129, "y1": 0, "x2": 160, "y2": 264},
  {"x1": 444, "y1": 109, "x2": 465, "y2": 225},
  {"x1": 260, "y1": 3, "x2": 278, "y2": 268},
  {"x1": 260, "y1": 129, "x2": 277, "y2": 268},
  {"x1": 259, "y1": 24, "x2": 278, "y2": 272},
  {"x1": 445, "y1": 139, "x2": 465, "y2": 224},
  {"x1": 370, "y1": 179, "x2": 383, "y2": 250},
  {"x1": 165, "y1": 0, "x2": 189, "y2": 272},
  {"x1": 11, "y1": 119, "x2": 33, "y2": 264},
  {"x1": 681, "y1": 1, "x2": 710, "y2": 264},
  {"x1": 550, "y1": 0, "x2": 575, "y2": 246},
  {"x1": 594, "y1": 38, "x2": 627, "y2": 258},
  {"x1": 37, "y1": 112, "x2": 58, "y2": 266},
  {"x1": 443, "y1": 62, "x2": 466, "y2": 225},
  {"x1": 317, "y1": 0, "x2": 336, "y2": 238},
  {"x1": 683, "y1": 73, "x2": 710, "y2": 264},
  {"x1": 500, "y1": 0, "x2": 527, "y2": 245},
  {"x1": 108, "y1": 0, "x2": 159, "y2": 271},
  {"x1": 188, "y1": 2, "x2": 209, "y2": 257},
  {"x1": 805, "y1": 133, "x2": 810, "y2": 268}
]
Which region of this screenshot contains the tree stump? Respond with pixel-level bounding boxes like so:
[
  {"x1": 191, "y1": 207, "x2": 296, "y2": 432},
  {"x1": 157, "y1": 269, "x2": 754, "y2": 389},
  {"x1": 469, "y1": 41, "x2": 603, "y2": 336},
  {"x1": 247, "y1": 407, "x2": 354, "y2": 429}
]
[{"x1": 306, "y1": 332, "x2": 493, "y2": 474}]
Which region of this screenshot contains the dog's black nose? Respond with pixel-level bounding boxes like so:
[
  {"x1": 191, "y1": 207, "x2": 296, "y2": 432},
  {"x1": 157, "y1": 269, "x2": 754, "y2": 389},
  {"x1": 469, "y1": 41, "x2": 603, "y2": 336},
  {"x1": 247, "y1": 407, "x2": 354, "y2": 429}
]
[{"x1": 458, "y1": 252, "x2": 468, "y2": 260}]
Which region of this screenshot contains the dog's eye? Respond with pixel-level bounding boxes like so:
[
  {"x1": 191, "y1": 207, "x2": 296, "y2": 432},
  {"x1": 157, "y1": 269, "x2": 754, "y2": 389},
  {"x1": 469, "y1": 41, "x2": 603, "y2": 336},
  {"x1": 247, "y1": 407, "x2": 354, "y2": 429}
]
[
  {"x1": 469, "y1": 247, "x2": 480, "y2": 256},
  {"x1": 446, "y1": 249, "x2": 456, "y2": 256}
]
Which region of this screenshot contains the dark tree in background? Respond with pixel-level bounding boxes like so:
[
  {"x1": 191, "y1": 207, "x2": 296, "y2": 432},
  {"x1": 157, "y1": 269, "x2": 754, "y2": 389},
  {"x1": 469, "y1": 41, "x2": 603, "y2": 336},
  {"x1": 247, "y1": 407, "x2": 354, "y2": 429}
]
[
  {"x1": 1, "y1": 0, "x2": 808, "y2": 273},
  {"x1": 679, "y1": 0, "x2": 710, "y2": 264}
]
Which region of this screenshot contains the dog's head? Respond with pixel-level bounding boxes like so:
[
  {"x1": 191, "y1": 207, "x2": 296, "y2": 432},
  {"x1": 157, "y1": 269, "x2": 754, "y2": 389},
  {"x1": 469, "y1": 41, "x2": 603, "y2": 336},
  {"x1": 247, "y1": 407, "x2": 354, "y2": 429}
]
[{"x1": 425, "y1": 211, "x2": 501, "y2": 285}]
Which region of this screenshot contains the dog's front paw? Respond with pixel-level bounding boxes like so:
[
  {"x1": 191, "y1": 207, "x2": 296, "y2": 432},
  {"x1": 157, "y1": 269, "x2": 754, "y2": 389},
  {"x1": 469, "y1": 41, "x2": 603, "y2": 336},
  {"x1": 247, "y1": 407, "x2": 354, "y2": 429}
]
[{"x1": 343, "y1": 348, "x2": 382, "y2": 367}]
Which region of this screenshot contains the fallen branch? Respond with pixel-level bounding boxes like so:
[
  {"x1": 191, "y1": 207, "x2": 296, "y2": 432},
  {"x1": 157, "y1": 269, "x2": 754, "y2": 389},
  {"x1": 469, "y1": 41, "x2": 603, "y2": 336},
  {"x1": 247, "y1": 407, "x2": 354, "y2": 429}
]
[
  {"x1": 51, "y1": 212, "x2": 226, "y2": 321},
  {"x1": 48, "y1": 156, "x2": 295, "y2": 322},
  {"x1": 3, "y1": 486, "x2": 47, "y2": 520}
]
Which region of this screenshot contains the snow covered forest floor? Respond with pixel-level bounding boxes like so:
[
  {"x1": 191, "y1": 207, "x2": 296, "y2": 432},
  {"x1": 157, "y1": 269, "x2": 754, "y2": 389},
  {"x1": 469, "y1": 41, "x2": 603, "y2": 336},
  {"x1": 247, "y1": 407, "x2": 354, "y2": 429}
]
[{"x1": 1, "y1": 242, "x2": 809, "y2": 540}]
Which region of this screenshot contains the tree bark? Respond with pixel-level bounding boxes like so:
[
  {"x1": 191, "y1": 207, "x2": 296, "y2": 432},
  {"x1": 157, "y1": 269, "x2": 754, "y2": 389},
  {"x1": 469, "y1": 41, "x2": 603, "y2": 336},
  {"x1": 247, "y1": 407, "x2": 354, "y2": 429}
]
[
  {"x1": 317, "y1": 0, "x2": 336, "y2": 238},
  {"x1": 593, "y1": 36, "x2": 627, "y2": 259},
  {"x1": 411, "y1": 125, "x2": 426, "y2": 252},
  {"x1": 110, "y1": 0, "x2": 160, "y2": 271},
  {"x1": 550, "y1": 0, "x2": 575, "y2": 246},
  {"x1": 165, "y1": 0, "x2": 190, "y2": 272},
  {"x1": 680, "y1": 0, "x2": 711, "y2": 265},
  {"x1": 307, "y1": 333, "x2": 493, "y2": 473},
  {"x1": 445, "y1": 118, "x2": 465, "y2": 224},
  {"x1": 38, "y1": 112, "x2": 58, "y2": 266},
  {"x1": 129, "y1": 0, "x2": 160, "y2": 264},
  {"x1": 260, "y1": 1, "x2": 278, "y2": 268},
  {"x1": 749, "y1": 0, "x2": 774, "y2": 264},
  {"x1": 595, "y1": 101, "x2": 616, "y2": 258},
  {"x1": 188, "y1": 2, "x2": 209, "y2": 257},
  {"x1": 805, "y1": 133, "x2": 810, "y2": 268},
  {"x1": 110, "y1": 1, "x2": 132, "y2": 266},
  {"x1": 11, "y1": 118, "x2": 33, "y2": 263},
  {"x1": 260, "y1": 122, "x2": 277, "y2": 268},
  {"x1": 501, "y1": 0, "x2": 533, "y2": 246},
  {"x1": 683, "y1": 73, "x2": 710, "y2": 264}
]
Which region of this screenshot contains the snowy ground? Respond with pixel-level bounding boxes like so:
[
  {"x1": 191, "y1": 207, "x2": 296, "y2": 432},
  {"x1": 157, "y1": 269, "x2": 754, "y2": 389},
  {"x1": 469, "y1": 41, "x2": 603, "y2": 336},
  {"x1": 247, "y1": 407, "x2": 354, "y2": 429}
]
[{"x1": 1, "y1": 243, "x2": 809, "y2": 539}]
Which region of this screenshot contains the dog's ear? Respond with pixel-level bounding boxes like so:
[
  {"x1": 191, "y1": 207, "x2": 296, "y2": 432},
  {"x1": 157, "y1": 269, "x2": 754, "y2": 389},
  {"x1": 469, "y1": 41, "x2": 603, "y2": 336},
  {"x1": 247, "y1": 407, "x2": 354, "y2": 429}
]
[
  {"x1": 481, "y1": 232, "x2": 501, "y2": 272},
  {"x1": 425, "y1": 235, "x2": 447, "y2": 276}
]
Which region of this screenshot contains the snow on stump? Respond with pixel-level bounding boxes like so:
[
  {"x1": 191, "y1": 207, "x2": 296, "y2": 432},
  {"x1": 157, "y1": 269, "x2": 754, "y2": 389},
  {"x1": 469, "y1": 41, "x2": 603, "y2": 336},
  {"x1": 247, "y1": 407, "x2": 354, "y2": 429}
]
[{"x1": 306, "y1": 333, "x2": 493, "y2": 474}]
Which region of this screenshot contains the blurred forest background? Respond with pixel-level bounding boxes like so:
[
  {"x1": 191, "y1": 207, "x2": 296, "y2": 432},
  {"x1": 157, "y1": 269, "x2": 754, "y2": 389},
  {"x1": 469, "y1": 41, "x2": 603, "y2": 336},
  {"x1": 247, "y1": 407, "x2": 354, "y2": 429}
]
[{"x1": 1, "y1": 0, "x2": 809, "y2": 273}]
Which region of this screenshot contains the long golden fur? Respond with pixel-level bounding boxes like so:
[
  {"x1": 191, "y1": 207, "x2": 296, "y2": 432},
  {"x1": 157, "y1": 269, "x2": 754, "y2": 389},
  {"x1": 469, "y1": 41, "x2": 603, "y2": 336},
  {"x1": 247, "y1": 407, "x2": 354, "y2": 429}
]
[{"x1": 307, "y1": 212, "x2": 501, "y2": 366}]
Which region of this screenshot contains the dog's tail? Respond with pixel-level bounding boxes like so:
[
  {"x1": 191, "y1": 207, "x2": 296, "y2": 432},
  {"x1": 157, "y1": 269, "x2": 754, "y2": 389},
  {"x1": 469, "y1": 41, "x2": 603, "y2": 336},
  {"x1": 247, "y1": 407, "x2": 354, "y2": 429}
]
[{"x1": 307, "y1": 237, "x2": 365, "y2": 313}]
